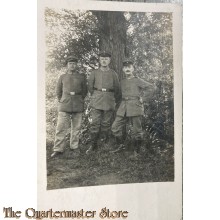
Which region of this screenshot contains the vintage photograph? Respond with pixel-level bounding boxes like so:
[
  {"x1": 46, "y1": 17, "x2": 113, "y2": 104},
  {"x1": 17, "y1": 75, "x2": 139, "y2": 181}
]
[{"x1": 45, "y1": 8, "x2": 175, "y2": 190}]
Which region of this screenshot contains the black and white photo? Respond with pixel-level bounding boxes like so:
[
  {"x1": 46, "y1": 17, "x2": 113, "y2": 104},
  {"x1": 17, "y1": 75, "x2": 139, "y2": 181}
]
[{"x1": 45, "y1": 8, "x2": 175, "y2": 189}]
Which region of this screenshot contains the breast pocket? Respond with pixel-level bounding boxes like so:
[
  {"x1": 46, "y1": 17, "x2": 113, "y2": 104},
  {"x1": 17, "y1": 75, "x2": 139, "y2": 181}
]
[{"x1": 73, "y1": 78, "x2": 82, "y2": 91}]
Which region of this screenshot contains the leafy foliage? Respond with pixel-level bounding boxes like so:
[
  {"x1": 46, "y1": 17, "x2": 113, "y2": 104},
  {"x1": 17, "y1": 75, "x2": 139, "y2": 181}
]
[
  {"x1": 127, "y1": 12, "x2": 174, "y2": 143},
  {"x1": 45, "y1": 8, "x2": 100, "y2": 72}
]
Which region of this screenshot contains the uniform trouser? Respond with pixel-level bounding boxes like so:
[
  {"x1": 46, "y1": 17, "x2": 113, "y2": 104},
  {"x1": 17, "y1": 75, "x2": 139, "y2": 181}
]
[
  {"x1": 111, "y1": 115, "x2": 143, "y2": 140},
  {"x1": 53, "y1": 112, "x2": 83, "y2": 152},
  {"x1": 90, "y1": 108, "x2": 113, "y2": 135}
]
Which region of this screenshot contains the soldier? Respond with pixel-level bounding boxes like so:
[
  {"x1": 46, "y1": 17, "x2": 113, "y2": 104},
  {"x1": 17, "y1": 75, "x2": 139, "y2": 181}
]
[
  {"x1": 51, "y1": 55, "x2": 88, "y2": 158},
  {"x1": 86, "y1": 51, "x2": 120, "y2": 154},
  {"x1": 111, "y1": 59, "x2": 154, "y2": 157}
]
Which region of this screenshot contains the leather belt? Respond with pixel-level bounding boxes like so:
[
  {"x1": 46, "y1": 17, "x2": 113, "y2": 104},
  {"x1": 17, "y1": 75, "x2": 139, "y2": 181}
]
[
  {"x1": 122, "y1": 97, "x2": 139, "y2": 101},
  {"x1": 94, "y1": 88, "x2": 114, "y2": 92},
  {"x1": 68, "y1": 92, "x2": 82, "y2": 95}
]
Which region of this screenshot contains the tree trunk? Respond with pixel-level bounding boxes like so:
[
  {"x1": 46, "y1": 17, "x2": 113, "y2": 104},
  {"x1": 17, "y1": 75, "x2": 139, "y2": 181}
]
[{"x1": 93, "y1": 11, "x2": 128, "y2": 79}]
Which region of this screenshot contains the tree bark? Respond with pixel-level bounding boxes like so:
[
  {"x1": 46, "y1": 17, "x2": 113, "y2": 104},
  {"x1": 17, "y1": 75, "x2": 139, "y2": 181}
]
[{"x1": 93, "y1": 11, "x2": 128, "y2": 79}]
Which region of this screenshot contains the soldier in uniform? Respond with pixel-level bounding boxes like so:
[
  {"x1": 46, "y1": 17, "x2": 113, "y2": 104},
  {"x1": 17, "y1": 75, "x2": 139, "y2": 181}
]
[
  {"x1": 111, "y1": 59, "x2": 154, "y2": 157},
  {"x1": 86, "y1": 51, "x2": 120, "y2": 154},
  {"x1": 51, "y1": 56, "x2": 88, "y2": 158}
]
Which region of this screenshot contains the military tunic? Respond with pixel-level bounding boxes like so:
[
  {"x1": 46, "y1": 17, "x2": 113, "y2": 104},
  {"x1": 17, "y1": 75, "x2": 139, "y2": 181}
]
[
  {"x1": 53, "y1": 72, "x2": 88, "y2": 152},
  {"x1": 88, "y1": 69, "x2": 120, "y2": 110},
  {"x1": 117, "y1": 77, "x2": 153, "y2": 117},
  {"x1": 112, "y1": 76, "x2": 154, "y2": 140},
  {"x1": 88, "y1": 68, "x2": 120, "y2": 134},
  {"x1": 57, "y1": 73, "x2": 87, "y2": 113}
]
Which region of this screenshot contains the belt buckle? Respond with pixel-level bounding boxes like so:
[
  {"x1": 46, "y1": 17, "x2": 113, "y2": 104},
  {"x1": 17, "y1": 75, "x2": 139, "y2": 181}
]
[
  {"x1": 102, "y1": 88, "x2": 107, "y2": 92},
  {"x1": 70, "y1": 92, "x2": 75, "y2": 95}
]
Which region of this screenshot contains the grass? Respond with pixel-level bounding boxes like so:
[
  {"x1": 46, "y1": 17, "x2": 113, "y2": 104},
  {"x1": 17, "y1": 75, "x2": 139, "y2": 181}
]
[{"x1": 46, "y1": 135, "x2": 174, "y2": 190}]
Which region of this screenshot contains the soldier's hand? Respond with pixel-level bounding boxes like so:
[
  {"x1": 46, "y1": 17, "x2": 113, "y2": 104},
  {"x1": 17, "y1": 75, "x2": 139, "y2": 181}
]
[{"x1": 139, "y1": 97, "x2": 143, "y2": 104}]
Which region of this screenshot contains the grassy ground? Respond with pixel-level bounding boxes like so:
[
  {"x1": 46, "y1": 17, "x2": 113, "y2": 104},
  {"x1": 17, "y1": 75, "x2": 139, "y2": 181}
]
[{"x1": 46, "y1": 136, "x2": 174, "y2": 190}]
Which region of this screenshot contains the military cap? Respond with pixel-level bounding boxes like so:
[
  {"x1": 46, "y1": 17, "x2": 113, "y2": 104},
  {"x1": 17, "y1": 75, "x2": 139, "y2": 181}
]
[
  {"x1": 66, "y1": 55, "x2": 78, "y2": 63},
  {"x1": 98, "y1": 51, "x2": 111, "y2": 57},
  {"x1": 122, "y1": 59, "x2": 134, "y2": 66}
]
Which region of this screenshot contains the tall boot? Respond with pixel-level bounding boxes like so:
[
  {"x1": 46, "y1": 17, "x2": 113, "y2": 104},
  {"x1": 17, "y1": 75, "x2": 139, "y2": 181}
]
[
  {"x1": 86, "y1": 133, "x2": 99, "y2": 154},
  {"x1": 101, "y1": 131, "x2": 109, "y2": 144},
  {"x1": 135, "y1": 140, "x2": 142, "y2": 154},
  {"x1": 130, "y1": 139, "x2": 142, "y2": 159},
  {"x1": 110, "y1": 136, "x2": 125, "y2": 153}
]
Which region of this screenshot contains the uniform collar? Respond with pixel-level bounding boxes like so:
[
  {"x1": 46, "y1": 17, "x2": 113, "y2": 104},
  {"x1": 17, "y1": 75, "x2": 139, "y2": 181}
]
[
  {"x1": 100, "y1": 67, "x2": 110, "y2": 72},
  {"x1": 125, "y1": 75, "x2": 135, "y2": 80},
  {"x1": 67, "y1": 70, "x2": 78, "y2": 75}
]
